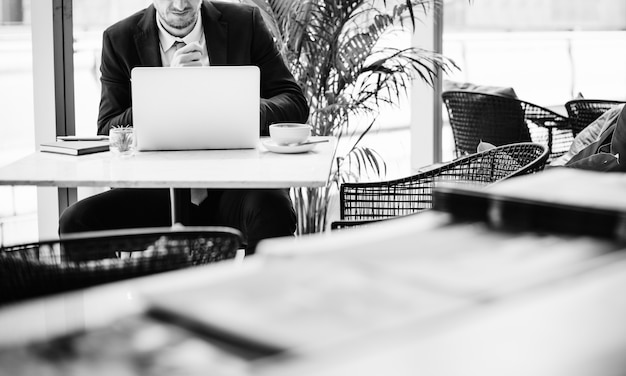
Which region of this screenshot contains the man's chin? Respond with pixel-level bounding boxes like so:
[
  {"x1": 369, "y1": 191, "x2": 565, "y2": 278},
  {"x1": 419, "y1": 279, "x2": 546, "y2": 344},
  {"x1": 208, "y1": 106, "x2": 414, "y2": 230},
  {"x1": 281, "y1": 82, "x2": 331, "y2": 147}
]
[{"x1": 166, "y1": 16, "x2": 196, "y2": 30}]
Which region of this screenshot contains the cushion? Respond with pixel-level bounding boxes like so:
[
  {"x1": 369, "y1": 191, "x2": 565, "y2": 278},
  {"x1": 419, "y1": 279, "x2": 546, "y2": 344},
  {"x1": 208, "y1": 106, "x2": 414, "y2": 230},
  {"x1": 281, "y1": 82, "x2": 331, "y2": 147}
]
[
  {"x1": 562, "y1": 104, "x2": 626, "y2": 172},
  {"x1": 443, "y1": 80, "x2": 518, "y2": 99},
  {"x1": 610, "y1": 104, "x2": 626, "y2": 159},
  {"x1": 550, "y1": 104, "x2": 624, "y2": 166}
]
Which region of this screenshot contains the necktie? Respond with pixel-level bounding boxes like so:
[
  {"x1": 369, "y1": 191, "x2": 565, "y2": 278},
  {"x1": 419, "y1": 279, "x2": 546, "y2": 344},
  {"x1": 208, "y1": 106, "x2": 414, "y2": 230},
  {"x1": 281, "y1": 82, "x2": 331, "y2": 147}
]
[
  {"x1": 174, "y1": 40, "x2": 209, "y2": 205},
  {"x1": 173, "y1": 40, "x2": 186, "y2": 51},
  {"x1": 191, "y1": 188, "x2": 209, "y2": 206}
]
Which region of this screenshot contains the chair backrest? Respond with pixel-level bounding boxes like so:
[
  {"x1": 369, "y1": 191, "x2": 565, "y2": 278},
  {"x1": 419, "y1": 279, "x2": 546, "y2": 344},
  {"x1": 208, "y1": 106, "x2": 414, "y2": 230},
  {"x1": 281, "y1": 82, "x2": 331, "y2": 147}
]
[
  {"x1": 442, "y1": 91, "x2": 572, "y2": 162},
  {"x1": 565, "y1": 99, "x2": 626, "y2": 136},
  {"x1": 339, "y1": 142, "x2": 548, "y2": 222},
  {"x1": 442, "y1": 91, "x2": 531, "y2": 157},
  {"x1": 0, "y1": 226, "x2": 243, "y2": 305}
]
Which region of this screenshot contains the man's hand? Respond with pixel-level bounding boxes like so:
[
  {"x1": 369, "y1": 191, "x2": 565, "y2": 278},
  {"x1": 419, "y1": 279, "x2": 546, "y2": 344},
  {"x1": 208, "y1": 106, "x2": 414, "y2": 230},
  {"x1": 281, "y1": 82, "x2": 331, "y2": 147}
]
[{"x1": 170, "y1": 41, "x2": 204, "y2": 67}]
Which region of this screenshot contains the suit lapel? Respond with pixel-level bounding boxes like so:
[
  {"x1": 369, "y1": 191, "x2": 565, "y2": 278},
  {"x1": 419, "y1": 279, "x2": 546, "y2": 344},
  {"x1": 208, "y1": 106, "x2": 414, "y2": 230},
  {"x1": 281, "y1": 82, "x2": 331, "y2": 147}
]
[
  {"x1": 134, "y1": 5, "x2": 162, "y2": 67},
  {"x1": 202, "y1": 2, "x2": 228, "y2": 65}
]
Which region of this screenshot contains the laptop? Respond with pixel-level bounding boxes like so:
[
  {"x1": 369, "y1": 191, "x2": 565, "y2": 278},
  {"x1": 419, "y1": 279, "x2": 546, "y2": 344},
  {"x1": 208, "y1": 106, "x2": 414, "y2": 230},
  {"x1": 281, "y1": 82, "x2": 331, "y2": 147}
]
[{"x1": 131, "y1": 66, "x2": 260, "y2": 151}]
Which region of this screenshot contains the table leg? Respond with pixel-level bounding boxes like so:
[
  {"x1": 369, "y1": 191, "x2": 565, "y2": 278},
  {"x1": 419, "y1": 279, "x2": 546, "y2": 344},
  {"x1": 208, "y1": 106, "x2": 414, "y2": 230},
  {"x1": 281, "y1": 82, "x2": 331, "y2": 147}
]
[{"x1": 169, "y1": 188, "x2": 191, "y2": 226}]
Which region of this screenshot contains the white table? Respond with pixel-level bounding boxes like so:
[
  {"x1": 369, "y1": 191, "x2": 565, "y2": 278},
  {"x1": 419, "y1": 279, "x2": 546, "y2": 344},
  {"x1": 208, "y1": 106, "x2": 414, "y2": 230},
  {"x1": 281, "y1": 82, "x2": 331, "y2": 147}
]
[{"x1": 0, "y1": 136, "x2": 336, "y2": 224}]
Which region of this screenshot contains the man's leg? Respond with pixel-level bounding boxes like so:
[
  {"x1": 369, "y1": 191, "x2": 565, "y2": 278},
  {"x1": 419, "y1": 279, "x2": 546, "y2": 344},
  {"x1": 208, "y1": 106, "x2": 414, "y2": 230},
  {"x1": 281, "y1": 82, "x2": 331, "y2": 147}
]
[
  {"x1": 59, "y1": 188, "x2": 172, "y2": 260},
  {"x1": 59, "y1": 188, "x2": 172, "y2": 234},
  {"x1": 199, "y1": 189, "x2": 296, "y2": 255}
]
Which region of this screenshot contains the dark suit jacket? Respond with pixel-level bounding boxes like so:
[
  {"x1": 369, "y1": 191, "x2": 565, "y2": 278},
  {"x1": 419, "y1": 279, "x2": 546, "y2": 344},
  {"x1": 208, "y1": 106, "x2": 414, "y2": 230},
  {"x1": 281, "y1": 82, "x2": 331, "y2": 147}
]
[{"x1": 97, "y1": 1, "x2": 309, "y2": 136}]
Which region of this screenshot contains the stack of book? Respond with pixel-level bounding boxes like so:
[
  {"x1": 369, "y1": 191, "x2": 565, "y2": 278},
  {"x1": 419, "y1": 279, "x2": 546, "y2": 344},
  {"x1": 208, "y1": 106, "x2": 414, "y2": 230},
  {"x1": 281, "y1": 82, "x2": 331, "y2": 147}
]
[{"x1": 40, "y1": 136, "x2": 109, "y2": 155}]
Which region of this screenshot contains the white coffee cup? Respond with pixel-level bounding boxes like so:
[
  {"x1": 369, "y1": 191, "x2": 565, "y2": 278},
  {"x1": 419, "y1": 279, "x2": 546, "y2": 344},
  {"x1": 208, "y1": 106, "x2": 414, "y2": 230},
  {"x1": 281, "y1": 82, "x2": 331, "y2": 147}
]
[{"x1": 269, "y1": 123, "x2": 312, "y2": 145}]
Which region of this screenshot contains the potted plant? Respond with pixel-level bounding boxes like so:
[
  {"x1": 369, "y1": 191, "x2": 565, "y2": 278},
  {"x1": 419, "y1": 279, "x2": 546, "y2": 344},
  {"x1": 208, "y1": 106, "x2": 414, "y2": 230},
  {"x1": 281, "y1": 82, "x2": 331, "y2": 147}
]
[{"x1": 242, "y1": 0, "x2": 458, "y2": 234}]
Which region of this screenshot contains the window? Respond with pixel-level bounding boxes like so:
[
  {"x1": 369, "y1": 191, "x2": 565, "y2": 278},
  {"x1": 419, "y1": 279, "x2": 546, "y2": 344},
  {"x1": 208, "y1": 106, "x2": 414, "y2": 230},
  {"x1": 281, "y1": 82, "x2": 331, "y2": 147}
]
[
  {"x1": 443, "y1": 0, "x2": 626, "y2": 104},
  {"x1": 0, "y1": 0, "x2": 37, "y2": 245},
  {"x1": 72, "y1": 0, "x2": 151, "y2": 135}
]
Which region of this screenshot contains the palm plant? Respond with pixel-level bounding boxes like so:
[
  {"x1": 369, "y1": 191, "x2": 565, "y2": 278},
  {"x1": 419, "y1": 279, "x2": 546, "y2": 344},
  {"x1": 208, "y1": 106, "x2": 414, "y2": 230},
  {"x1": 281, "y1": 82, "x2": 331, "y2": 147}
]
[{"x1": 242, "y1": 0, "x2": 458, "y2": 234}]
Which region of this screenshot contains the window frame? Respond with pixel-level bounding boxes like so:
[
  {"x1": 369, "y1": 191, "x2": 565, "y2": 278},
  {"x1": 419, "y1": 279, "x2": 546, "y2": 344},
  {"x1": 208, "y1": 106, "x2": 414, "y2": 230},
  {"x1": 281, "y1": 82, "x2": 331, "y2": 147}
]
[{"x1": 32, "y1": 0, "x2": 77, "y2": 239}]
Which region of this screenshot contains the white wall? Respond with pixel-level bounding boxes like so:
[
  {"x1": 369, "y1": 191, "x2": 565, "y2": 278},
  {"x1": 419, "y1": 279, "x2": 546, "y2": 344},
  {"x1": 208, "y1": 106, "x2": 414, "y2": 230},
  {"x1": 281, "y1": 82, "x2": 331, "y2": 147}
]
[{"x1": 443, "y1": 31, "x2": 626, "y2": 105}]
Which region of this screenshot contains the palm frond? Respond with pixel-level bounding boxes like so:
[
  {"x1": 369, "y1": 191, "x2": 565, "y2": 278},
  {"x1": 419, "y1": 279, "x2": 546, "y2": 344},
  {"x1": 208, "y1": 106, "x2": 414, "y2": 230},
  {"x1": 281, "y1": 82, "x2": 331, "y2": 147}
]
[
  {"x1": 344, "y1": 146, "x2": 387, "y2": 180},
  {"x1": 241, "y1": 0, "x2": 468, "y2": 233}
]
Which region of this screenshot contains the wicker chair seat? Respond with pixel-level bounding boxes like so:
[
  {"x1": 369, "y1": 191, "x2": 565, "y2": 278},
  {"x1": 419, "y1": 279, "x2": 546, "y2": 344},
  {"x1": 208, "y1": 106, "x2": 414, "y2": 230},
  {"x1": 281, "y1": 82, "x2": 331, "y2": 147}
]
[
  {"x1": 333, "y1": 143, "x2": 548, "y2": 228},
  {"x1": 0, "y1": 226, "x2": 242, "y2": 305}
]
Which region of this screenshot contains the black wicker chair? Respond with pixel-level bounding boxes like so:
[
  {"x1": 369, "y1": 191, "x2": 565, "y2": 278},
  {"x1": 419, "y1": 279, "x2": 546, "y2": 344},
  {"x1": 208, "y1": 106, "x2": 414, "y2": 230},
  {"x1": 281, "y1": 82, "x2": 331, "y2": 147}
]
[
  {"x1": 564, "y1": 99, "x2": 626, "y2": 136},
  {"x1": 0, "y1": 226, "x2": 243, "y2": 305},
  {"x1": 442, "y1": 91, "x2": 573, "y2": 162},
  {"x1": 331, "y1": 143, "x2": 548, "y2": 229}
]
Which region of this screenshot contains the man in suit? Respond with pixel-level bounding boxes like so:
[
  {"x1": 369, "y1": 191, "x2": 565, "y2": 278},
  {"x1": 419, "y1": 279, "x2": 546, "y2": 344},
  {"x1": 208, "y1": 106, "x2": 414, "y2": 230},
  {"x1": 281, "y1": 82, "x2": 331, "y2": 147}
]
[{"x1": 59, "y1": 0, "x2": 309, "y2": 255}]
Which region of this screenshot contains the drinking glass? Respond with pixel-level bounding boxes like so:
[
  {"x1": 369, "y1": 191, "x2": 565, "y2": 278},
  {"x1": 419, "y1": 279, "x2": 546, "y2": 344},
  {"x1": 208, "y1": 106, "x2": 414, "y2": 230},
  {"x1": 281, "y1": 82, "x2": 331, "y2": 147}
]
[{"x1": 109, "y1": 127, "x2": 135, "y2": 157}]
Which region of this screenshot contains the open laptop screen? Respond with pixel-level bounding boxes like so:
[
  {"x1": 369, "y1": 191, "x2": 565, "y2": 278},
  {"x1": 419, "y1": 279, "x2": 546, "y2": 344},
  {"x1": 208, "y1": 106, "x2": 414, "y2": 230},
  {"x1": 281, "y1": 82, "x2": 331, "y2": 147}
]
[{"x1": 131, "y1": 66, "x2": 260, "y2": 151}]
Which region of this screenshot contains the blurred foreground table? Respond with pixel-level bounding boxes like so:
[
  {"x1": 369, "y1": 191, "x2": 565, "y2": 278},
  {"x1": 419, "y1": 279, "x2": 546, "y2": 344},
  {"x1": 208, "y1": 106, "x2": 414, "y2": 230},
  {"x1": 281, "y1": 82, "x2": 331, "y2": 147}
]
[{"x1": 1, "y1": 169, "x2": 626, "y2": 376}]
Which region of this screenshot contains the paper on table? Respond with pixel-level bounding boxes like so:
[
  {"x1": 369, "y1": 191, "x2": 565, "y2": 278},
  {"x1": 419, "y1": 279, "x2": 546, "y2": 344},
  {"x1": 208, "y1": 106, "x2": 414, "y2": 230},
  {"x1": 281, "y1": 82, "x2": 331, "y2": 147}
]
[{"x1": 146, "y1": 254, "x2": 470, "y2": 353}]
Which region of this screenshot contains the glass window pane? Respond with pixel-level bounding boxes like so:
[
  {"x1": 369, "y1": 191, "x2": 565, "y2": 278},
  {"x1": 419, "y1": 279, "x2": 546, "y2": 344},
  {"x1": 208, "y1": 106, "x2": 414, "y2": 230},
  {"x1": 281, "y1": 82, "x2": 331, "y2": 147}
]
[
  {"x1": 72, "y1": 0, "x2": 152, "y2": 136},
  {"x1": 0, "y1": 0, "x2": 37, "y2": 246},
  {"x1": 443, "y1": 0, "x2": 626, "y2": 104}
]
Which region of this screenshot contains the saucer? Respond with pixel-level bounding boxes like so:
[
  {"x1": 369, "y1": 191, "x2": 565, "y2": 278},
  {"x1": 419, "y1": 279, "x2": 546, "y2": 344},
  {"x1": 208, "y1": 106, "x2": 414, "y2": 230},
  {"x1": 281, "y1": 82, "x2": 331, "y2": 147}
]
[{"x1": 262, "y1": 139, "x2": 318, "y2": 154}]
